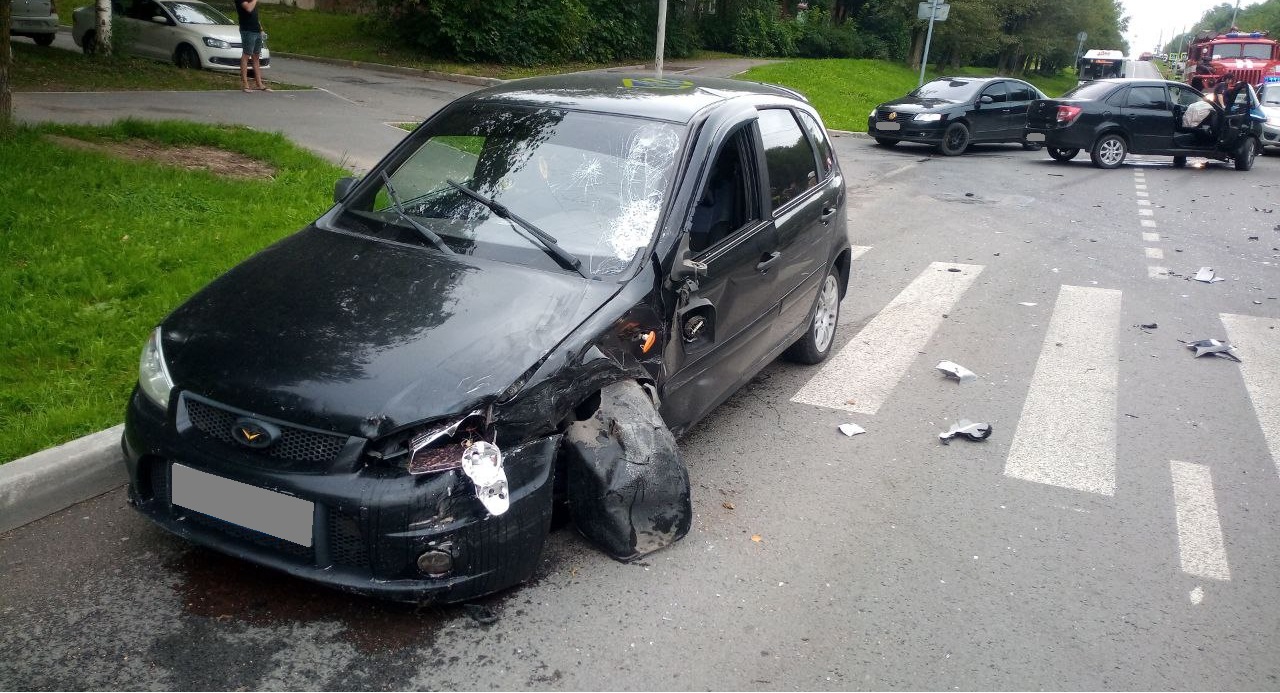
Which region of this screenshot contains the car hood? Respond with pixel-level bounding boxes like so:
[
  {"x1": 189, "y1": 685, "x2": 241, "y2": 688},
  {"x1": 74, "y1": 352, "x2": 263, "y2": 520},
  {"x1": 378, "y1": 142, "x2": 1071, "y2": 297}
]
[
  {"x1": 877, "y1": 95, "x2": 960, "y2": 113},
  {"x1": 161, "y1": 227, "x2": 620, "y2": 438}
]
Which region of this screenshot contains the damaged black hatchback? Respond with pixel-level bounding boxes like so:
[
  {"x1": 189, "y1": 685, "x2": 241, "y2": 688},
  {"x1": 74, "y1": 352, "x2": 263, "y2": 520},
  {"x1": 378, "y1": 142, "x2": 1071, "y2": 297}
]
[{"x1": 123, "y1": 73, "x2": 851, "y2": 602}]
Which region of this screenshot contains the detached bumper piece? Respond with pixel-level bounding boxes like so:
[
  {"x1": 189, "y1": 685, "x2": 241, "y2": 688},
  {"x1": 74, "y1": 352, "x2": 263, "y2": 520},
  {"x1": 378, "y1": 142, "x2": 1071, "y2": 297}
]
[
  {"x1": 564, "y1": 381, "x2": 692, "y2": 561},
  {"x1": 123, "y1": 390, "x2": 557, "y2": 604}
]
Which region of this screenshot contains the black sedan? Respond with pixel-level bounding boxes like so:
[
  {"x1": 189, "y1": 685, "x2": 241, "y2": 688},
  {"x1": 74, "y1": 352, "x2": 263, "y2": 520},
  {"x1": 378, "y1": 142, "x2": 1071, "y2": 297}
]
[
  {"x1": 868, "y1": 76, "x2": 1048, "y2": 155},
  {"x1": 122, "y1": 73, "x2": 852, "y2": 603},
  {"x1": 1024, "y1": 78, "x2": 1264, "y2": 170}
]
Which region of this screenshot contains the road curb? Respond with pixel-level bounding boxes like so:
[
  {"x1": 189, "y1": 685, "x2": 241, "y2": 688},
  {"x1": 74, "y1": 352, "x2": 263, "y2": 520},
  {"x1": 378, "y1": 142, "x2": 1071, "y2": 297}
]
[{"x1": 0, "y1": 425, "x2": 127, "y2": 534}]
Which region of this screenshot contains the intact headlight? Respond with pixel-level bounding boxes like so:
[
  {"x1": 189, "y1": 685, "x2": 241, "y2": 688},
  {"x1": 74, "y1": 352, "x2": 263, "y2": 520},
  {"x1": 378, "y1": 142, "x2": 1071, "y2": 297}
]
[
  {"x1": 138, "y1": 327, "x2": 174, "y2": 410},
  {"x1": 913, "y1": 113, "x2": 944, "y2": 122},
  {"x1": 203, "y1": 37, "x2": 230, "y2": 49}
]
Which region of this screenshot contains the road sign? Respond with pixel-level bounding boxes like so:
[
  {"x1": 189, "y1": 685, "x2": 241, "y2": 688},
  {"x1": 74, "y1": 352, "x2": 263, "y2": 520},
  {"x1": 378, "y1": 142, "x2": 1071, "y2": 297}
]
[{"x1": 917, "y1": 2, "x2": 950, "y2": 21}]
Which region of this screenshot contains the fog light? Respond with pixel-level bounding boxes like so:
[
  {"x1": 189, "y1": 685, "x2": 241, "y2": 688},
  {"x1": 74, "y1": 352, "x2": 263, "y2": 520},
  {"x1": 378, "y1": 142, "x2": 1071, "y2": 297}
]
[{"x1": 417, "y1": 549, "x2": 453, "y2": 577}]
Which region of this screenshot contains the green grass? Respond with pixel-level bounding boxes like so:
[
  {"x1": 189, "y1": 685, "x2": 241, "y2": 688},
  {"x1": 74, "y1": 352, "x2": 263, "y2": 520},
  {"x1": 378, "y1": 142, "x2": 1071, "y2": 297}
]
[
  {"x1": 0, "y1": 120, "x2": 349, "y2": 463},
  {"x1": 9, "y1": 40, "x2": 304, "y2": 91},
  {"x1": 738, "y1": 59, "x2": 1078, "y2": 132}
]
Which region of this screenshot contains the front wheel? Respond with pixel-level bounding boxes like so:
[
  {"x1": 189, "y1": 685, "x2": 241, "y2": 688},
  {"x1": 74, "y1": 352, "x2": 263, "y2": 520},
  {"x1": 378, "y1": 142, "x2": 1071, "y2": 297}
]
[
  {"x1": 81, "y1": 31, "x2": 97, "y2": 55},
  {"x1": 1235, "y1": 136, "x2": 1258, "y2": 171},
  {"x1": 874, "y1": 137, "x2": 900, "y2": 147},
  {"x1": 1047, "y1": 147, "x2": 1080, "y2": 161},
  {"x1": 174, "y1": 44, "x2": 200, "y2": 70},
  {"x1": 784, "y1": 269, "x2": 840, "y2": 364},
  {"x1": 937, "y1": 122, "x2": 971, "y2": 156},
  {"x1": 1090, "y1": 134, "x2": 1127, "y2": 169}
]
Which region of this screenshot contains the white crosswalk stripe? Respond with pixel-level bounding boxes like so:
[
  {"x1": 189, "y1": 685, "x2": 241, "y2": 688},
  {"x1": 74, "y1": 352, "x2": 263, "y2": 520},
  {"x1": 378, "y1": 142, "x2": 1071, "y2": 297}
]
[
  {"x1": 790, "y1": 261, "x2": 982, "y2": 415},
  {"x1": 1002, "y1": 285, "x2": 1122, "y2": 496},
  {"x1": 1170, "y1": 460, "x2": 1231, "y2": 581},
  {"x1": 1221, "y1": 313, "x2": 1280, "y2": 479}
]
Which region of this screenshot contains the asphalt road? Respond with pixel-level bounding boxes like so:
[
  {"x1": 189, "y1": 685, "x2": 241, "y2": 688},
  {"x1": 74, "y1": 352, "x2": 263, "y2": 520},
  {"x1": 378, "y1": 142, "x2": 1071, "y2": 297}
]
[{"x1": 6, "y1": 58, "x2": 1280, "y2": 690}]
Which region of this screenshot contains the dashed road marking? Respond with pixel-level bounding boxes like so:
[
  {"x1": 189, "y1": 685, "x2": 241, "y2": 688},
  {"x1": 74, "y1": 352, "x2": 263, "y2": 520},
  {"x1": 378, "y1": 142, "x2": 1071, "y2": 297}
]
[
  {"x1": 1140, "y1": 209, "x2": 1154, "y2": 216},
  {"x1": 791, "y1": 262, "x2": 983, "y2": 415},
  {"x1": 1170, "y1": 460, "x2": 1231, "y2": 581},
  {"x1": 1141, "y1": 219, "x2": 1157, "y2": 227},
  {"x1": 1004, "y1": 285, "x2": 1122, "y2": 495},
  {"x1": 1142, "y1": 232, "x2": 1160, "y2": 242},
  {"x1": 1145, "y1": 247, "x2": 1164, "y2": 259}
]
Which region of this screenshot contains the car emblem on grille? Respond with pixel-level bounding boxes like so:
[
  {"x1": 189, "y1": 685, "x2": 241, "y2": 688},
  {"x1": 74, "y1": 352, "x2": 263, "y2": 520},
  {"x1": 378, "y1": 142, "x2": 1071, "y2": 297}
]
[
  {"x1": 232, "y1": 417, "x2": 280, "y2": 449},
  {"x1": 887, "y1": 111, "x2": 897, "y2": 121}
]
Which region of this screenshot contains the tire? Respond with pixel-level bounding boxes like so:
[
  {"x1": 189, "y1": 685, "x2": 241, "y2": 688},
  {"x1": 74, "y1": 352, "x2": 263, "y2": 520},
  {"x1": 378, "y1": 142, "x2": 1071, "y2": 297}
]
[
  {"x1": 1173, "y1": 155, "x2": 1187, "y2": 168},
  {"x1": 1022, "y1": 141, "x2": 1044, "y2": 151},
  {"x1": 174, "y1": 44, "x2": 200, "y2": 70},
  {"x1": 784, "y1": 268, "x2": 840, "y2": 364},
  {"x1": 937, "y1": 122, "x2": 971, "y2": 156},
  {"x1": 81, "y1": 31, "x2": 96, "y2": 55},
  {"x1": 1090, "y1": 133, "x2": 1127, "y2": 169},
  {"x1": 34, "y1": 33, "x2": 55, "y2": 47},
  {"x1": 1047, "y1": 147, "x2": 1080, "y2": 161},
  {"x1": 874, "y1": 137, "x2": 900, "y2": 147},
  {"x1": 1235, "y1": 136, "x2": 1258, "y2": 171}
]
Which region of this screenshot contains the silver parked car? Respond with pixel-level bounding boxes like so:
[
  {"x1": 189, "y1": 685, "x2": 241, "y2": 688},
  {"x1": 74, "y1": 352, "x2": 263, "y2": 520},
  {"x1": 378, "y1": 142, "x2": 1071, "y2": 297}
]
[
  {"x1": 10, "y1": 0, "x2": 58, "y2": 46},
  {"x1": 72, "y1": 0, "x2": 269, "y2": 71}
]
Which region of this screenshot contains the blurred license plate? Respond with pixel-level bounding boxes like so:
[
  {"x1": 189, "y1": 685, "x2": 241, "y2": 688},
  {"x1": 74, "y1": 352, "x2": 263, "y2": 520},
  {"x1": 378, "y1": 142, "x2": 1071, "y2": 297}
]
[
  {"x1": 876, "y1": 121, "x2": 901, "y2": 131},
  {"x1": 1026, "y1": 132, "x2": 1046, "y2": 142},
  {"x1": 171, "y1": 463, "x2": 313, "y2": 546}
]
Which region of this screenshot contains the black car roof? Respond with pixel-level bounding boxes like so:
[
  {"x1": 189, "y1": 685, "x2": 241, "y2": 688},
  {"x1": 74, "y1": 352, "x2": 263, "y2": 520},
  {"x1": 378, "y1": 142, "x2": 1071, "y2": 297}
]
[{"x1": 457, "y1": 72, "x2": 809, "y2": 123}]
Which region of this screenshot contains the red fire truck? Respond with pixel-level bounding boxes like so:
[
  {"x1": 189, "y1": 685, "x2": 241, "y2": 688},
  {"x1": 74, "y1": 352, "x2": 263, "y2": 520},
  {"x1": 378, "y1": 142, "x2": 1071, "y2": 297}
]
[{"x1": 1184, "y1": 30, "x2": 1280, "y2": 91}]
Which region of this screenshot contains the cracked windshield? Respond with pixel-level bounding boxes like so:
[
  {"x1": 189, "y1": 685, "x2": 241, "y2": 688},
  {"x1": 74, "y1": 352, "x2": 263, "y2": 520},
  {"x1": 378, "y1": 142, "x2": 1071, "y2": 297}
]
[{"x1": 337, "y1": 104, "x2": 682, "y2": 277}]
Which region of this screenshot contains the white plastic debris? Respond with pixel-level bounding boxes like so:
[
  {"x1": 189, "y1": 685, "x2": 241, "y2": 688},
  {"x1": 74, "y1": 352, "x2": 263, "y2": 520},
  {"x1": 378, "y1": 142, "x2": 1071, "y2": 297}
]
[
  {"x1": 1018, "y1": 302, "x2": 1038, "y2": 307},
  {"x1": 461, "y1": 441, "x2": 510, "y2": 515},
  {"x1": 939, "y1": 420, "x2": 993, "y2": 444},
  {"x1": 1192, "y1": 267, "x2": 1225, "y2": 283},
  {"x1": 837, "y1": 423, "x2": 866, "y2": 437},
  {"x1": 936, "y1": 360, "x2": 977, "y2": 383},
  {"x1": 1181, "y1": 338, "x2": 1242, "y2": 362}
]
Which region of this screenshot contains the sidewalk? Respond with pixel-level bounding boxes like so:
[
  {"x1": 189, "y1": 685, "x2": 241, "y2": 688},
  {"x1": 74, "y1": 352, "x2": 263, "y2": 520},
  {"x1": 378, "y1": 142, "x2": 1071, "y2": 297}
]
[{"x1": 0, "y1": 50, "x2": 783, "y2": 535}]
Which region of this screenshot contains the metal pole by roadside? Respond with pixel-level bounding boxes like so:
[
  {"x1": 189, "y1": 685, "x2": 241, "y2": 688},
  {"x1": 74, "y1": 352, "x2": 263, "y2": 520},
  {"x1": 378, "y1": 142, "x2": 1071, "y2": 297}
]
[
  {"x1": 918, "y1": 0, "x2": 939, "y2": 87},
  {"x1": 655, "y1": 0, "x2": 667, "y2": 79}
]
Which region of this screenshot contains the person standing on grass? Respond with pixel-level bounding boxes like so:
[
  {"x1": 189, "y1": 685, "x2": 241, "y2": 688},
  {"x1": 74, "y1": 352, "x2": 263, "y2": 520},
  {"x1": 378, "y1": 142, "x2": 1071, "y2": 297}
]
[{"x1": 236, "y1": 0, "x2": 270, "y2": 92}]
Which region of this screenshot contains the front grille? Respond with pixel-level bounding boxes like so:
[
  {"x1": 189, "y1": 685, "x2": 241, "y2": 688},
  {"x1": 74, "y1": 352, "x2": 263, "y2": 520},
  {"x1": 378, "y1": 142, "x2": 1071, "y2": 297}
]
[
  {"x1": 184, "y1": 396, "x2": 348, "y2": 464},
  {"x1": 1230, "y1": 68, "x2": 1263, "y2": 86},
  {"x1": 328, "y1": 510, "x2": 369, "y2": 570}
]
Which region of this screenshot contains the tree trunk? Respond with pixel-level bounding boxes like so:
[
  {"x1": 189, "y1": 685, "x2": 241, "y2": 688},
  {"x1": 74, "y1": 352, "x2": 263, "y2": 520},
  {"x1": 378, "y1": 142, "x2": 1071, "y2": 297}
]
[
  {"x1": 908, "y1": 26, "x2": 923, "y2": 69},
  {"x1": 96, "y1": 0, "x2": 113, "y2": 55},
  {"x1": 1, "y1": 0, "x2": 11, "y2": 132}
]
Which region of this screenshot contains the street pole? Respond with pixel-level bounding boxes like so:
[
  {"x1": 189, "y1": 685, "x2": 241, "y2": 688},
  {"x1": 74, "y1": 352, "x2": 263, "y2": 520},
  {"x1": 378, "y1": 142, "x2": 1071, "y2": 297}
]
[
  {"x1": 1231, "y1": 0, "x2": 1241, "y2": 27},
  {"x1": 918, "y1": 0, "x2": 940, "y2": 87},
  {"x1": 655, "y1": 0, "x2": 667, "y2": 79}
]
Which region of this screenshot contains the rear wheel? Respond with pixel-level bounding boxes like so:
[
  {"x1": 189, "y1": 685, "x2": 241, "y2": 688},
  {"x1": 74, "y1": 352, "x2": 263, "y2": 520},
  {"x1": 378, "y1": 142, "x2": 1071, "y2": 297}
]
[
  {"x1": 81, "y1": 31, "x2": 97, "y2": 55},
  {"x1": 1047, "y1": 147, "x2": 1079, "y2": 161},
  {"x1": 1090, "y1": 133, "x2": 1127, "y2": 169},
  {"x1": 784, "y1": 269, "x2": 840, "y2": 364},
  {"x1": 174, "y1": 44, "x2": 200, "y2": 70},
  {"x1": 874, "y1": 137, "x2": 900, "y2": 147},
  {"x1": 34, "y1": 33, "x2": 55, "y2": 46},
  {"x1": 1235, "y1": 136, "x2": 1258, "y2": 171},
  {"x1": 1173, "y1": 155, "x2": 1188, "y2": 168},
  {"x1": 937, "y1": 122, "x2": 970, "y2": 156}
]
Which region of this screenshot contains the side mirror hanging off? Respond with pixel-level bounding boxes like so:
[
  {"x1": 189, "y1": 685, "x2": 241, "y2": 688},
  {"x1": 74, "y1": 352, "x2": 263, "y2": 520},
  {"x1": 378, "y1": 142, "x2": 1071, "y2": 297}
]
[{"x1": 334, "y1": 176, "x2": 358, "y2": 203}]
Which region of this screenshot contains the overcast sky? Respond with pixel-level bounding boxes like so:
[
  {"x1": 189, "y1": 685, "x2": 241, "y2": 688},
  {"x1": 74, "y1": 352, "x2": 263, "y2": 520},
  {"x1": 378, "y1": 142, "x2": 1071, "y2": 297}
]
[{"x1": 1122, "y1": 0, "x2": 1261, "y2": 55}]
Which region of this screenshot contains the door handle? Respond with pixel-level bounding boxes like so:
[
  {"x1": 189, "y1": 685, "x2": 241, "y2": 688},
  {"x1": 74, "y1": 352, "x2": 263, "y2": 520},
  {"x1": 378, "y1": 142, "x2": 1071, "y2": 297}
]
[
  {"x1": 756, "y1": 252, "x2": 782, "y2": 273},
  {"x1": 820, "y1": 206, "x2": 837, "y2": 224}
]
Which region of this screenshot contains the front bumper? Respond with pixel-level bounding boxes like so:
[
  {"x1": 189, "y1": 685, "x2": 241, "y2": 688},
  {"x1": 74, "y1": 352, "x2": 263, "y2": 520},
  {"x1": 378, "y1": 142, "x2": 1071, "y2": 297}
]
[
  {"x1": 201, "y1": 47, "x2": 271, "y2": 72},
  {"x1": 123, "y1": 388, "x2": 557, "y2": 603},
  {"x1": 867, "y1": 114, "x2": 946, "y2": 143},
  {"x1": 1263, "y1": 121, "x2": 1280, "y2": 148}
]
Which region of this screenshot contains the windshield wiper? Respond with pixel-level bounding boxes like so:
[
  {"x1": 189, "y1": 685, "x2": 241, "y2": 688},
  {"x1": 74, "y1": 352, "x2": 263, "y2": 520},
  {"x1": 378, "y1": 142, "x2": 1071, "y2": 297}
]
[
  {"x1": 446, "y1": 179, "x2": 586, "y2": 279},
  {"x1": 380, "y1": 171, "x2": 454, "y2": 254}
]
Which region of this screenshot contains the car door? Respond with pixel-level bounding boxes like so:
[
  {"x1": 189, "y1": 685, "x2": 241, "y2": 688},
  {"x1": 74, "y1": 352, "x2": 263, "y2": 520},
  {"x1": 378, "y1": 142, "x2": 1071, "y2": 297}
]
[
  {"x1": 662, "y1": 121, "x2": 785, "y2": 429},
  {"x1": 764, "y1": 107, "x2": 840, "y2": 343},
  {"x1": 972, "y1": 81, "x2": 1010, "y2": 140},
  {"x1": 126, "y1": 0, "x2": 173, "y2": 60},
  {"x1": 1005, "y1": 81, "x2": 1038, "y2": 139},
  {"x1": 1122, "y1": 84, "x2": 1175, "y2": 151}
]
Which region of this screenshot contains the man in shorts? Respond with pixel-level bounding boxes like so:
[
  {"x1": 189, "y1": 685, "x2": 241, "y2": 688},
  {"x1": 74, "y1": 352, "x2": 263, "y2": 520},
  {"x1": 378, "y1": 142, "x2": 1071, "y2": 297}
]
[{"x1": 236, "y1": 0, "x2": 269, "y2": 92}]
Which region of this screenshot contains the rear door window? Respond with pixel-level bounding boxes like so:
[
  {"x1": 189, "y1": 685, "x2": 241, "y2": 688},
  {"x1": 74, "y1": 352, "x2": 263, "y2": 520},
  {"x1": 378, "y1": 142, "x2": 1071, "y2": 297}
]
[
  {"x1": 1125, "y1": 86, "x2": 1169, "y2": 110},
  {"x1": 796, "y1": 111, "x2": 834, "y2": 180},
  {"x1": 758, "y1": 108, "x2": 818, "y2": 211}
]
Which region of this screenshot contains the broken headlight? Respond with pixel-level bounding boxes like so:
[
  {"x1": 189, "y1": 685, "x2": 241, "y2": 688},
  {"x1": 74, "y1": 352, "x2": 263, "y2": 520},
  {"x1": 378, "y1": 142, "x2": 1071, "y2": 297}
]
[{"x1": 368, "y1": 412, "x2": 488, "y2": 475}]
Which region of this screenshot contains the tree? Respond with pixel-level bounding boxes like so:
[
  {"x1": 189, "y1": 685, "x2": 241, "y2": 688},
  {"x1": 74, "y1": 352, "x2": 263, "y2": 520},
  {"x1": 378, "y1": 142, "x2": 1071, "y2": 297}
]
[{"x1": 1, "y1": 0, "x2": 11, "y2": 131}]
